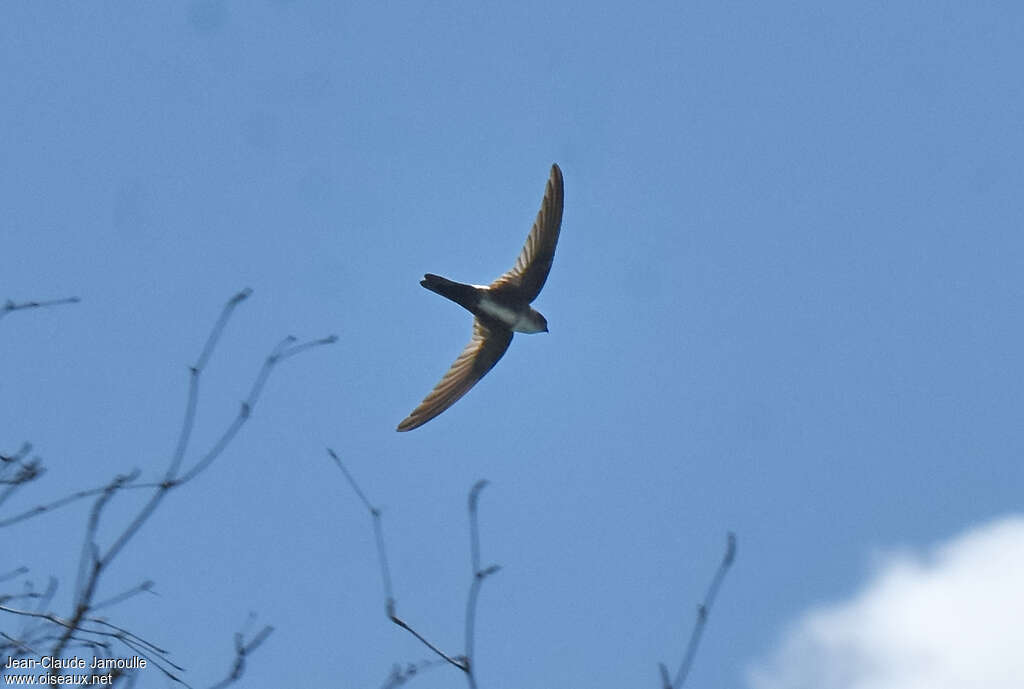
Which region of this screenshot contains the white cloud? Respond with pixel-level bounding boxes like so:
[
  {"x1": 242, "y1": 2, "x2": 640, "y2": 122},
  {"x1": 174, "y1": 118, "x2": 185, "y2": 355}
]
[{"x1": 749, "y1": 516, "x2": 1024, "y2": 689}]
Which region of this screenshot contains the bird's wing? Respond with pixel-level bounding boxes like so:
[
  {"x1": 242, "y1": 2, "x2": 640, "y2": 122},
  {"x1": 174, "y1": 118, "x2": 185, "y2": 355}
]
[
  {"x1": 396, "y1": 318, "x2": 514, "y2": 432},
  {"x1": 489, "y1": 164, "x2": 564, "y2": 303}
]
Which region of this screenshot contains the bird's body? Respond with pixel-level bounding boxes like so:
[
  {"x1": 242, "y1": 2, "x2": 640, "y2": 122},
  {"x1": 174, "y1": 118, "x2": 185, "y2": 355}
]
[
  {"x1": 420, "y1": 274, "x2": 549, "y2": 334},
  {"x1": 397, "y1": 164, "x2": 564, "y2": 432}
]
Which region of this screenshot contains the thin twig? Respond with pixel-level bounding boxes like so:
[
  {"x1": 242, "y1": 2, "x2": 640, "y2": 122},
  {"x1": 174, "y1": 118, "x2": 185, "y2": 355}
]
[
  {"x1": 100, "y1": 334, "x2": 335, "y2": 572},
  {"x1": 88, "y1": 617, "x2": 171, "y2": 656},
  {"x1": 0, "y1": 451, "x2": 44, "y2": 510},
  {"x1": 166, "y1": 288, "x2": 251, "y2": 482},
  {"x1": 1, "y1": 630, "x2": 38, "y2": 655},
  {"x1": 379, "y1": 658, "x2": 449, "y2": 689},
  {"x1": 659, "y1": 532, "x2": 737, "y2": 689},
  {"x1": 1, "y1": 289, "x2": 331, "y2": 686},
  {"x1": 330, "y1": 450, "x2": 467, "y2": 672},
  {"x1": 205, "y1": 625, "x2": 274, "y2": 689},
  {"x1": 330, "y1": 452, "x2": 466, "y2": 667},
  {"x1": 34, "y1": 577, "x2": 58, "y2": 615},
  {"x1": 464, "y1": 480, "x2": 500, "y2": 688},
  {"x1": 0, "y1": 445, "x2": 41, "y2": 478},
  {"x1": 0, "y1": 444, "x2": 41, "y2": 514},
  {"x1": 468, "y1": 481, "x2": 487, "y2": 574},
  {"x1": 0, "y1": 475, "x2": 146, "y2": 528},
  {"x1": 0, "y1": 604, "x2": 176, "y2": 667},
  {"x1": 92, "y1": 580, "x2": 156, "y2": 611},
  {"x1": 23, "y1": 289, "x2": 334, "y2": 682},
  {"x1": 178, "y1": 334, "x2": 337, "y2": 486},
  {"x1": 73, "y1": 473, "x2": 135, "y2": 608},
  {"x1": 0, "y1": 296, "x2": 80, "y2": 322},
  {"x1": 331, "y1": 452, "x2": 500, "y2": 687},
  {"x1": 113, "y1": 634, "x2": 192, "y2": 688},
  {"x1": 0, "y1": 591, "x2": 46, "y2": 607},
  {"x1": 18, "y1": 577, "x2": 58, "y2": 644},
  {"x1": 328, "y1": 448, "x2": 395, "y2": 604}
]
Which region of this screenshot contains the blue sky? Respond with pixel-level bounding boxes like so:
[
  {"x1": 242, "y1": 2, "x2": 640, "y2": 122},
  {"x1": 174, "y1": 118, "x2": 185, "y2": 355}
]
[{"x1": 3, "y1": 3, "x2": 1023, "y2": 688}]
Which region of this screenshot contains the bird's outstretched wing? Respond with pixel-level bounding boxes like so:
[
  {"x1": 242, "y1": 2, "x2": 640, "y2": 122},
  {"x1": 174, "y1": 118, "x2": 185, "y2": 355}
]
[
  {"x1": 489, "y1": 163, "x2": 564, "y2": 303},
  {"x1": 396, "y1": 318, "x2": 514, "y2": 431}
]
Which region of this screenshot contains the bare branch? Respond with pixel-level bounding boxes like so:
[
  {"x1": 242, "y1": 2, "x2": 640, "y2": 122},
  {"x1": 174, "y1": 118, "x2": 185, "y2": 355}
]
[
  {"x1": 92, "y1": 580, "x2": 156, "y2": 611},
  {"x1": 88, "y1": 618, "x2": 171, "y2": 656},
  {"x1": 98, "y1": 311, "x2": 335, "y2": 573},
  {"x1": 330, "y1": 450, "x2": 466, "y2": 672},
  {"x1": 0, "y1": 442, "x2": 33, "y2": 464},
  {"x1": 328, "y1": 448, "x2": 395, "y2": 604},
  {"x1": 660, "y1": 531, "x2": 737, "y2": 689},
  {"x1": 74, "y1": 472, "x2": 136, "y2": 607},
  {"x1": 17, "y1": 577, "x2": 59, "y2": 644},
  {"x1": 112, "y1": 635, "x2": 191, "y2": 688},
  {"x1": 165, "y1": 288, "x2": 252, "y2": 482},
  {"x1": 0, "y1": 474, "x2": 144, "y2": 529},
  {"x1": 0, "y1": 296, "x2": 80, "y2": 322},
  {"x1": 205, "y1": 625, "x2": 274, "y2": 689},
  {"x1": 0, "y1": 445, "x2": 44, "y2": 510},
  {"x1": 0, "y1": 458, "x2": 44, "y2": 486},
  {"x1": 1, "y1": 630, "x2": 38, "y2": 656},
  {"x1": 0, "y1": 289, "x2": 336, "y2": 685},
  {"x1": 387, "y1": 616, "x2": 466, "y2": 671},
  {"x1": 176, "y1": 333, "x2": 337, "y2": 487},
  {"x1": 379, "y1": 659, "x2": 449, "y2": 689},
  {"x1": 464, "y1": 480, "x2": 500, "y2": 687},
  {"x1": 468, "y1": 481, "x2": 488, "y2": 574},
  {"x1": 332, "y1": 451, "x2": 500, "y2": 687},
  {"x1": 0, "y1": 603, "x2": 179, "y2": 673},
  {"x1": 1, "y1": 442, "x2": 36, "y2": 479}
]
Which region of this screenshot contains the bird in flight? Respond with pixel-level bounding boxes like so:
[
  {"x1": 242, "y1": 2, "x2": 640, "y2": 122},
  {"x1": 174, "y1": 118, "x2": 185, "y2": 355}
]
[{"x1": 397, "y1": 163, "x2": 564, "y2": 432}]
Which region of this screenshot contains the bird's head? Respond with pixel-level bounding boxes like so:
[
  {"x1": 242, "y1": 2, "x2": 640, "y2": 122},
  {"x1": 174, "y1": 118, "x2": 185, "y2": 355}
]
[{"x1": 524, "y1": 308, "x2": 549, "y2": 334}]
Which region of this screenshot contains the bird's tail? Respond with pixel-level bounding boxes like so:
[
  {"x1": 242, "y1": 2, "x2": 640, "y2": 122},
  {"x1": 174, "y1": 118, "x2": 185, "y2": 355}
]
[{"x1": 420, "y1": 274, "x2": 479, "y2": 311}]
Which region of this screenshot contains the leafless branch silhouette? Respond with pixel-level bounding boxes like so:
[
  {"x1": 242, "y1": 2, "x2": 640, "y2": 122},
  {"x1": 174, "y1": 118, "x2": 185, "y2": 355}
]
[
  {"x1": 205, "y1": 624, "x2": 275, "y2": 689},
  {"x1": 2, "y1": 289, "x2": 336, "y2": 687},
  {"x1": 0, "y1": 443, "x2": 45, "y2": 511},
  {"x1": 333, "y1": 448, "x2": 736, "y2": 688},
  {"x1": 378, "y1": 658, "x2": 450, "y2": 689},
  {"x1": 0, "y1": 296, "x2": 80, "y2": 322},
  {"x1": 330, "y1": 449, "x2": 500, "y2": 688},
  {"x1": 658, "y1": 531, "x2": 737, "y2": 689}
]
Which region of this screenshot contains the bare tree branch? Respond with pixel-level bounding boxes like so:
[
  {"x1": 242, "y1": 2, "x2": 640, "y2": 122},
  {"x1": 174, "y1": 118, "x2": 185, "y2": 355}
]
[
  {"x1": 0, "y1": 475, "x2": 146, "y2": 528},
  {"x1": 0, "y1": 296, "x2": 80, "y2": 322},
  {"x1": 463, "y1": 480, "x2": 500, "y2": 689},
  {"x1": 16, "y1": 577, "x2": 58, "y2": 645},
  {"x1": 379, "y1": 658, "x2": 449, "y2": 689},
  {"x1": 43, "y1": 290, "x2": 334, "y2": 676},
  {"x1": 91, "y1": 580, "x2": 156, "y2": 612},
  {"x1": 177, "y1": 333, "x2": 337, "y2": 486},
  {"x1": 0, "y1": 443, "x2": 34, "y2": 474},
  {"x1": 166, "y1": 287, "x2": 252, "y2": 482},
  {"x1": 204, "y1": 624, "x2": 274, "y2": 689},
  {"x1": 1, "y1": 289, "x2": 335, "y2": 687},
  {"x1": 331, "y1": 450, "x2": 499, "y2": 688},
  {"x1": 0, "y1": 603, "x2": 180, "y2": 672},
  {"x1": 0, "y1": 444, "x2": 44, "y2": 510},
  {"x1": 328, "y1": 448, "x2": 395, "y2": 605},
  {"x1": 658, "y1": 531, "x2": 737, "y2": 689}
]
